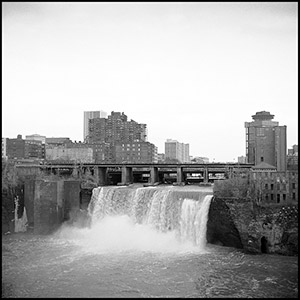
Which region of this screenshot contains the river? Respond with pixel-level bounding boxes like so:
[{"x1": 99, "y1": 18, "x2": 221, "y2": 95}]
[{"x1": 2, "y1": 185, "x2": 298, "y2": 298}]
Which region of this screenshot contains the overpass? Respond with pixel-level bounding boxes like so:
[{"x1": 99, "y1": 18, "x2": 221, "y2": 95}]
[{"x1": 15, "y1": 162, "x2": 254, "y2": 186}]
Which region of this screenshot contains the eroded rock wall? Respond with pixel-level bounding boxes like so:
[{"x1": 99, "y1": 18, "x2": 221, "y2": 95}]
[{"x1": 207, "y1": 197, "x2": 298, "y2": 256}]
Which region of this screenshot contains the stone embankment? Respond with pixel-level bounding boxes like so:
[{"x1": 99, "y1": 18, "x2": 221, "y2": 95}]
[{"x1": 206, "y1": 197, "x2": 298, "y2": 256}]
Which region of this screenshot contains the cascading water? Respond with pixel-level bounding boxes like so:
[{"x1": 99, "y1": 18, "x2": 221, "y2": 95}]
[
  {"x1": 56, "y1": 185, "x2": 213, "y2": 255},
  {"x1": 63, "y1": 185, "x2": 213, "y2": 254}
]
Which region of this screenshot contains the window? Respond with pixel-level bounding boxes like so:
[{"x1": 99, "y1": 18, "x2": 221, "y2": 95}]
[
  {"x1": 292, "y1": 193, "x2": 295, "y2": 200},
  {"x1": 261, "y1": 156, "x2": 264, "y2": 162},
  {"x1": 292, "y1": 183, "x2": 296, "y2": 189},
  {"x1": 257, "y1": 128, "x2": 264, "y2": 136},
  {"x1": 277, "y1": 194, "x2": 280, "y2": 203},
  {"x1": 283, "y1": 194, "x2": 286, "y2": 201},
  {"x1": 265, "y1": 194, "x2": 269, "y2": 201},
  {"x1": 265, "y1": 184, "x2": 268, "y2": 190},
  {"x1": 271, "y1": 194, "x2": 274, "y2": 201},
  {"x1": 271, "y1": 184, "x2": 274, "y2": 190}
]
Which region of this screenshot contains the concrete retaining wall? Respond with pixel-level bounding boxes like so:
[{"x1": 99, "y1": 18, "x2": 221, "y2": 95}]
[{"x1": 22, "y1": 179, "x2": 81, "y2": 234}]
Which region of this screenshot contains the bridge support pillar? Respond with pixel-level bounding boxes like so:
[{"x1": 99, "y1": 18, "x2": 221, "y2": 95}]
[
  {"x1": 203, "y1": 168, "x2": 209, "y2": 183},
  {"x1": 121, "y1": 166, "x2": 133, "y2": 185},
  {"x1": 150, "y1": 167, "x2": 159, "y2": 184},
  {"x1": 97, "y1": 167, "x2": 107, "y2": 186},
  {"x1": 177, "y1": 167, "x2": 184, "y2": 184}
]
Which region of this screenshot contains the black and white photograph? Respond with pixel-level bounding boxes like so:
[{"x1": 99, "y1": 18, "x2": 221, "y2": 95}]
[{"x1": 2, "y1": 2, "x2": 298, "y2": 298}]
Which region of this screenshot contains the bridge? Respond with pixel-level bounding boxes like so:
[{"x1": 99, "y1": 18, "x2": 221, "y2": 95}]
[{"x1": 15, "y1": 162, "x2": 254, "y2": 186}]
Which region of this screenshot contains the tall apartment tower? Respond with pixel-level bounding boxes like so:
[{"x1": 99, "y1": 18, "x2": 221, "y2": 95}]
[
  {"x1": 88, "y1": 111, "x2": 147, "y2": 145},
  {"x1": 165, "y1": 139, "x2": 190, "y2": 163},
  {"x1": 83, "y1": 110, "x2": 107, "y2": 142},
  {"x1": 245, "y1": 111, "x2": 287, "y2": 171}
]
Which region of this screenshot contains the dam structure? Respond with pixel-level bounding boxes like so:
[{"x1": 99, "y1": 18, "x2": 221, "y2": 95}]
[{"x1": 79, "y1": 184, "x2": 214, "y2": 253}]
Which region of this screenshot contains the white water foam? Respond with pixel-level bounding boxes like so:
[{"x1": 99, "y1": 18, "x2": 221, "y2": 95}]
[{"x1": 56, "y1": 186, "x2": 213, "y2": 254}]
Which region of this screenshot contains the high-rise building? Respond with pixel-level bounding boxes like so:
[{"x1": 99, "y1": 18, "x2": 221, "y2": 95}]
[
  {"x1": 87, "y1": 111, "x2": 152, "y2": 162},
  {"x1": 165, "y1": 139, "x2": 190, "y2": 163},
  {"x1": 88, "y1": 111, "x2": 147, "y2": 145},
  {"x1": 83, "y1": 110, "x2": 107, "y2": 142},
  {"x1": 245, "y1": 111, "x2": 287, "y2": 171}
]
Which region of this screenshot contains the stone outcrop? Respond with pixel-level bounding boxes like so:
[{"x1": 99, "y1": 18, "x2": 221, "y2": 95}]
[{"x1": 207, "y1": 197, "x2": 298, "y2": 256}]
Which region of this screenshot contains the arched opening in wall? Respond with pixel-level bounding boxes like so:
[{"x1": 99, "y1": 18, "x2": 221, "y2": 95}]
[{"x1": 261, "y1": 236, "x2": 268, "y2": 253}]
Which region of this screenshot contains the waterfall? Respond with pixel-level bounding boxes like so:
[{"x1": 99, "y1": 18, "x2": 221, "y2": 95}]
[{"x1": 83, "y1": 186, "x2": 213, "y2": 252}]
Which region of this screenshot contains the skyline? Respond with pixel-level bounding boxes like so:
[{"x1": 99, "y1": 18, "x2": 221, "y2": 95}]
[{"x1": 2, "y1": 2, "x2": 298, "y2": 162}]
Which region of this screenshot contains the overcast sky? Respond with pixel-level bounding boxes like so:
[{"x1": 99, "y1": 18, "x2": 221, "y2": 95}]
[{"x1": 2, "y1": 2, "x2": 298, "y2": 162}]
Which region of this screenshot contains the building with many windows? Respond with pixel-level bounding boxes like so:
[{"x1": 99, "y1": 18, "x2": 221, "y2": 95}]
[
  {"x1": 83, "y1": 110, "x2": 107, "y2": 142},
  {"x1": 87, "y1": 111, "x2": 147, "y2": 146},
  {"x1": 250, "y1": 162, "x2": 298, "y2": 205},
  {"x1": 245, "y1": 111, "x2": 287, "y2": 171},
  {"x1": 25, "y1": 140, "x2": 44, "y2": 159},
  {"x1": 165, "y1": 139, "x2": 190, "y2": 163},
  {"x1": 115, "y1": 141, "x2": 158, "y2": 163},
  {"x1": 86, "y1": 111, "x2": 151, "y2": 162}
]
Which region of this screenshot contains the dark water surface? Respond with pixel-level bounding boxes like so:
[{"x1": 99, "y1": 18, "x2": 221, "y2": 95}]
[{"x1": 2, "y1": 232, "x2": 298, "y2": 298}]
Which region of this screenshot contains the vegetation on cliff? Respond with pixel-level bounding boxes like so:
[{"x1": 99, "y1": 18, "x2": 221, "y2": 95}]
[{"x1": 213, "y1": 175, "x2": 254, "y2": 199}]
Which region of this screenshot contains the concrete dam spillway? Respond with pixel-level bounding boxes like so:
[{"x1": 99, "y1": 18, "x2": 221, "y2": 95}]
[
  {"x1": 59, "y1": 185, "x2": 214, "y2": 253},
  {"x1": 4, "y1": 184, "x2": 298, "y2": 297}
]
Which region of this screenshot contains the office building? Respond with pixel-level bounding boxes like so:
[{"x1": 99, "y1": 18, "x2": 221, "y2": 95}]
[
  {"x1": 245, "y1": 111, "x2": 287, "y2": 171},
  {"x1": 165, "y1": 139, "x2": 190, "y2": 163},
  {"x1": 83, "y1": 110, "x2": 107, "y2": 142}
]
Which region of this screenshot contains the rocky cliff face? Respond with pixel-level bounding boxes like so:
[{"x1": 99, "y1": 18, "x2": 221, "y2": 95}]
[{"x1": 206, "y1": 197, "x2": 298, "y2": 256}]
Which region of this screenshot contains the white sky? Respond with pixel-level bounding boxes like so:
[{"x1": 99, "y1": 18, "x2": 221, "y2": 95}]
[{"x1": 2, "y1": 2, "x2": 298, "y2": 162}]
